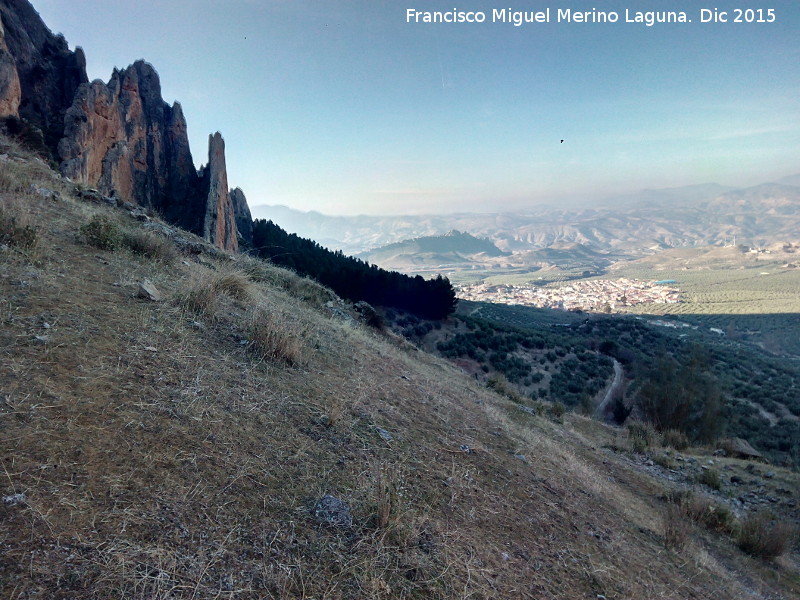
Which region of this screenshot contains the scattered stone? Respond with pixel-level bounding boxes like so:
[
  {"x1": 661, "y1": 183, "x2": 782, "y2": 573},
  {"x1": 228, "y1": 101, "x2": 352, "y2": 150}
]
[
  {"x1": 41, "y1": 322, "x2": 50, "y2": 329},
  {"x1": 219, "y1": 573, "x2": 234, "y2": 592},
  {"x1": 313, "y1": 494, "x2": 353, "y2": 528},
  {"x1": 459, "y1": 444, "x2": 473, "y2": 454},
  {"x1": 33, "y1": 335, "x2": 48, "y2": 343},
  {"x1": 713, "y1": 448, "x2": 727, "y2": 457},
  {"x1": 764, "y1": 471, "x2": 776, "y2": 479},
  {"x1": 730, "y1": 475, "x2": 743, "y2": 484},
  {"x1": 137, "y1": 280, "x2": 163, "y2": 302},
  {"x1": 514, "y1": 454, "x2": 528, "y2": 463},
  {"x1": 30, "y1": 185, "x2": 62, "y2": 201},
  {"x1": 706, "y1": 459, "x2": 715, "y2": 465},
  {"x1": 375, "y1": 427, "x2": 393, "y2": 442},
  {"x1": 129, "y1": 207, "x2": 150, "y2": 222},
  {"x1": 3, "y1": 493, "x2": 26, "y2": 506},
  {"x1": 144, "y1": 346, "x2": 158, "y2": 353}
]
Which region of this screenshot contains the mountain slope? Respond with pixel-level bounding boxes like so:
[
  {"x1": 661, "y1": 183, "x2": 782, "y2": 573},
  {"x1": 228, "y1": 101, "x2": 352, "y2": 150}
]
[{"x1": 1, "y1": 135, "x2": 798, "y2": 599}]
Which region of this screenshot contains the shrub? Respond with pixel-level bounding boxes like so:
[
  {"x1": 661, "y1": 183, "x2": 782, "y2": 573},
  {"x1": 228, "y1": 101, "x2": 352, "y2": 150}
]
[
  {"x1": 688, "y1": 497, "x2": 735, "y2": 533},
  {"x1": 79, "y1": 215, "x2": 121, "y2": 250},
  {"x1": 697, "y1": 468, "x2": 722, "y2": 491},
  {"x1": 123, "y1": 230, "x2": 177, "y2": 263},
  {"x1": 652, "y1": 453, "x2": 676, "y2": 469},
  {"x1": 627, "y1": 420, "x2": 657, "y2": 453},
  {"x1": 662, "y1": 429, "x2": 690, "y2": 451},
  {"x1": 737, "y1": 511, "x2": 798, "y2": 559},
  {"x1": 550, "y1": 401, "x2": 566, "y2": 421}
]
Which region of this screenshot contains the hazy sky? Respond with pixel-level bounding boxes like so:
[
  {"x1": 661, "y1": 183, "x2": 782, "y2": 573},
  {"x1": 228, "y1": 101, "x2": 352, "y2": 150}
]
[{"x1": 34, "y1": 1, "x2": 800, "y2": 215}]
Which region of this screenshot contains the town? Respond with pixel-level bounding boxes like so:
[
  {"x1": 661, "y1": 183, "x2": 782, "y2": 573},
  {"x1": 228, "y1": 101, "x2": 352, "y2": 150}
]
[{"x1": 457, "y1": 278, "x2": 683, "y2": 312}]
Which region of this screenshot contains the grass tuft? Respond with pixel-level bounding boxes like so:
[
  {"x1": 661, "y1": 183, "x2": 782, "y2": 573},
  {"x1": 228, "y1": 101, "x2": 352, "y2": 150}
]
[
  {"x1": 180, "y1": 269, "x2": 255, "y2": 316},
  {"x1": 663, "y1": 504, "x2": 691, "y2": 551},
  {"x1": 246, "y1": 308, "x2": 302, "y2": 365},
  {"x1": 736, "y1": 511, "x2": 798, "y2": 559},
  {"x1": 123, "y1": 229, "x2": 177, "y2": 264}
]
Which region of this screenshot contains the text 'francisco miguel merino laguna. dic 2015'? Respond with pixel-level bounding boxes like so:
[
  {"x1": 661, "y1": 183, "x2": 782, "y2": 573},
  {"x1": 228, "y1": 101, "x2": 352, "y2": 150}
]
[{"x1": 405, "y1": 8, "x2": 693, "y2": 27}]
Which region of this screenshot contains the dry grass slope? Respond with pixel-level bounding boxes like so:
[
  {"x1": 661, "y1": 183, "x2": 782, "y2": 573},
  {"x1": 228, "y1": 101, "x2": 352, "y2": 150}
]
[{"x1": 1, "y1": 136, "x2": 798, "y2": 598}]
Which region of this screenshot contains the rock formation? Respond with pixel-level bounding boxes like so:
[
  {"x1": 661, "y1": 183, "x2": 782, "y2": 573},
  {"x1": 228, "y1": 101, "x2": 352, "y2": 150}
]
[
  {"x1": 58, "y1": 61, "x2": 203, "y2": 237},
  {"x1": 0, "y1": 0, "x2": 251, "y2": 253},
  {"x1": 0, "y1": 0, "x2": 87, "y2": 148},
  {"x1": 0, "y1": 16, "x2": 21, "y2": 116},
  {"x1": 198, "y1": 133, "x2": 238, "y2": 253},
  {"x1": 230, "y1": 187, "x2": 253, "y2": 246}
]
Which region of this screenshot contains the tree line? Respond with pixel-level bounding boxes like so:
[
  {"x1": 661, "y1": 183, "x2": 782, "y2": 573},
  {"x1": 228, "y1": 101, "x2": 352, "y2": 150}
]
[{"x1": 251, "y1": 219, "x2": 457, "y2": 319}]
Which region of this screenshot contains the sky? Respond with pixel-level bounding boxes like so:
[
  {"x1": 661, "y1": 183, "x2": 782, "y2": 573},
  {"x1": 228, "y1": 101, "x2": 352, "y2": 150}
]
[{"x1": 32, "y1": 0, "x2": 800, "y2": 215}]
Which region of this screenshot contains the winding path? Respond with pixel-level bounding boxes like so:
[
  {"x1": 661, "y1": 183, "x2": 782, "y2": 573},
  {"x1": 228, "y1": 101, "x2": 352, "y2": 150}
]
[{"x1": 594, "y1": 359, "x2": 624, "y2": 420}]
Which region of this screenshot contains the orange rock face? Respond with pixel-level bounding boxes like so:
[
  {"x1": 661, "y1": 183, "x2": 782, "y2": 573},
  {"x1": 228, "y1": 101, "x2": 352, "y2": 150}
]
[{"x1": 0, "y1": 18, "x2": 21, "y2": 117}]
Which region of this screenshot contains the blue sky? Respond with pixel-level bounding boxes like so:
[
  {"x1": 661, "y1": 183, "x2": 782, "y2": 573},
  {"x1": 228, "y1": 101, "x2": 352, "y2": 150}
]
[{"x1": 34, "y1": 1, "x2": 800, "y2": 215}]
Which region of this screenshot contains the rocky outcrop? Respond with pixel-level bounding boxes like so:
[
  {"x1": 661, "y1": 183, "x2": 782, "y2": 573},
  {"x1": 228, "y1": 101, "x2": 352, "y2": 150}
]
[
  {"x1": 0, "y1": 0, "x2": 87, "y2": 148},
  {"x1": 0, "y1": 16, "x2": 21, "y2": 116},
  {"x1": 230, "y1": 187, "x2": 253, "y2": 246},
  {"x1": 0, "y1": 0, "x2": 250, "y2": 253},
  {"x1": 58, "y1": 61, "x2": 202, "y2": 233},
  {"x1": 197, "y1": 133, "x2": 238, "y2": 253}
]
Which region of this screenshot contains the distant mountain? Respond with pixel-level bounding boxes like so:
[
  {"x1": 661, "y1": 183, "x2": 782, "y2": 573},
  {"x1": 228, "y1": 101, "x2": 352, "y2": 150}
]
[{"x1": 252, "y1": 180, "x2": 800, "y2": 257}]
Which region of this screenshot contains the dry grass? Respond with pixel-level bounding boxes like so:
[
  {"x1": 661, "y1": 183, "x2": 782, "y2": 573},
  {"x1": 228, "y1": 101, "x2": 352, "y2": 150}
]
[
  {"x1": 239, "y1": 254, "x2": 335, "y2": 308},
  {"x1": 662, "y1": 428, "x2": 690, "y2": 451},
  {"x1": 179, "y1": 268, "x2": 255, "y2": 316},
  {"x1": 246, "y1": 307, "x2": 302, "y2": 365},
  {"x1": 663, "y1": 504, "x2": 692, "y2": 551},
  {"x1": 0, "y1": 199, "x2": 37, "y2": 249},
  {"x1": 123, "y1": 229, "x2": 178, "y2": 264}
]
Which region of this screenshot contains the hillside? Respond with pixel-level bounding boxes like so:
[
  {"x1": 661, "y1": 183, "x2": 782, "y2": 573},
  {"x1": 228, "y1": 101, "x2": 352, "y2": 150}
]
[{"x1": 2, "y1": 136, "x2": 799, "y2": 598}]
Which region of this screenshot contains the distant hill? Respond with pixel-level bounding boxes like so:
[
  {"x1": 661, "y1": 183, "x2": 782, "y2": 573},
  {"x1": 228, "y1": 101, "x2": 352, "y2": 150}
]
[{"x1": 357, "y1": 230, "x2": 508, "y2": 271}]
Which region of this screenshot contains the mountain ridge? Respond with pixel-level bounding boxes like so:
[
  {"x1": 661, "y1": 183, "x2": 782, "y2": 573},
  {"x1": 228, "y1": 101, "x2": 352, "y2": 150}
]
[{"x1": 252, "y1": 180, "x2": 800, "y2": 256}]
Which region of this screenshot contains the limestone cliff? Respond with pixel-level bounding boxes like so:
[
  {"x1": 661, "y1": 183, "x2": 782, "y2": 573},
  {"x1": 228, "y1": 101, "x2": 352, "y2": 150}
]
[
  {"x1": 0, "y1": 0, "x2": 87, "y2": 148},
  {"x1": 0, "y1": 0, "x2": 250, "y2": 254},
  {"x1": 58, "y1": 61, "x2": 203, "y2": 237}
]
